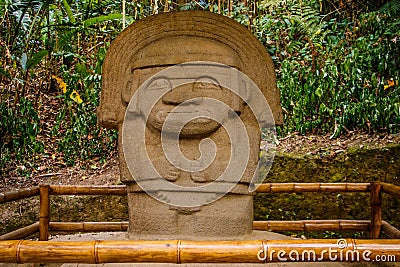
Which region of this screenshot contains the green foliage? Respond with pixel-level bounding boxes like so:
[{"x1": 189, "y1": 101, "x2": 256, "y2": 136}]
[
  {"x1": 1, "y1": 0, "x2": 399, "y2": 175},
  {"x1": 0, "y1": 98, "x2": 44, "y2": 169},
  {"x1": 380, "y1": 0, "x2": 400, "y2": 16},
  {"x1": 46, "y1": 1, "x2": 121, "y2": 165},
  {"x1": 1, "y1": 0, "x2": 121, "y2": 172},
  {"x1": 248, "y1": 0, "x2": 400, "y2": 136},
  {"x1": 51, "y1": 68, "x2": 118, "y2": 165}
]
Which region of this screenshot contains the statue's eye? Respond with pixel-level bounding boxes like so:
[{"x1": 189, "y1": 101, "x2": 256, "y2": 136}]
[
  {"x1": 195, "y1": 77, "x2": 220, "y2": 90},
  {"x1": 149, "y1": 78, "x2": 171, "y2": 90}
]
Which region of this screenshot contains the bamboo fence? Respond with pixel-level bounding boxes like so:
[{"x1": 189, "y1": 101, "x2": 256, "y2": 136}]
[
  {"x1": 0, "y1": 182, "x2": 400, "y2": 251},
  {"x1": 382, "y1": 221, "x2": 400, "y2": 239},
  {"x1": 381, "y1": 182, "x2": 400, "y2": 198},
  {"x1": 39, "y1": 185, "x2": 50, "y2": 241},
  {"x1": 46, "y1": 220, "x2": 371, "y2": 233},
  {"x1": 0, "y1": 239, "x2": 399, "y2": 263},
  {"x1": 0, "y1": 186, "x2": 39, "y2": 204},
  {"x1": 256, "y1": 182, "x2": 370, "y2": 193},
  {"x1": 0, "y1": 223, "x2": 39, "y2": 240},
  {"x1": 49, "y1": 185, "x2": 127, "y2": 195},
  {"x1": 253, "y1": 220, "x2": 370, "y2": 232},
  {"x1": 370, "y1": 182, "x2": 382, "y2": 238},
  {"x1": 49, "y1": 222, "x2": 129, "y2": 232},
  {"x1": 0, "y1": 220, "x2": 376, "y2": 240}
]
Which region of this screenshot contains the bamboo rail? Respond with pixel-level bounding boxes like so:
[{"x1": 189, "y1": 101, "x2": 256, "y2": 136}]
[
  {"x1": 0, "y1": 223, "x2": 39, "y2": 240},
  {"x1": 382, "y1": 221, "x2": 400, "y2": 239},
  {"x1": 0, "y1": 239, "x2": 399, "y2": 263},
  {"x1": 253, "y1": 220, "x2": 370, "y2": 232},
  {"x1": 49, "y1": 222, "x2": 129, "y2": 232},
  {"x1": 381, "y1": 182, "x2": 400, "y2": 198},
  {"x1": 256, "y1": 183, "x2": 370, "y2": 193},
  {"x1": 0, "y1": 183, "x2": 371, "y2": 199},
  {"x1": 370, "y1": 182, "x2": 382, "y2": 239},
  {"x1": 49, "y1": 185, "x2": 127, "y2": 195},
  {"x1": 0, "y1": 186, "x2": 39, "y2": 204},
  {"x1": 48, "y1": 220, "x2": 370, "y2": 233}
]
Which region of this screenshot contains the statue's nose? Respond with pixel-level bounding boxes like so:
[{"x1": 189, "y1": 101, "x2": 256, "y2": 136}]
[
  {"x1": 162, "y1": 91, "x2": 205, "y2": 107},
  {"x1": 162, "y1": 89, "x2": 184, "y2": 105}
]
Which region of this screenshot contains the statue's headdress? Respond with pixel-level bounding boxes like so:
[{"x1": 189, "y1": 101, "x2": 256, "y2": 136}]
[{"x1": 98, "y1": 11, "x2": 283, "y2": 129}]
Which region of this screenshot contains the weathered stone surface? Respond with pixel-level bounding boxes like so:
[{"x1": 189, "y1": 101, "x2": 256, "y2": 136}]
[
  {"x1": 98, "y1": 11, "x2": 283, "y2": 128},
  {"x1": 98, "y1": 11, "x2": 282, "y2": 239}
]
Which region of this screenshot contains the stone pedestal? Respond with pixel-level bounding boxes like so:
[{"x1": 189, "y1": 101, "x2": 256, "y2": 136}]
[{"x1": 126, "y1": 189, "x2": 253, "y2": 240}]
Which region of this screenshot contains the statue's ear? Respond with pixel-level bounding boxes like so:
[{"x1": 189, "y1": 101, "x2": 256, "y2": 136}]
[
  {"x1": 121, "y1": 71, "x2": 138, "y2": 106},
  {"x1": 229, "y1": 91, "x2": 244, "y2": 114},
  {"x1": 229, "y1": 75, "x2": 248, "y2": 115}
]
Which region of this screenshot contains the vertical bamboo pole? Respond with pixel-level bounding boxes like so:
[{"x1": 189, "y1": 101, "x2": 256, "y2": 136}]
[
  {"x1": 370, "y1": 182, "x2": 382, "y2": 239},
  {"x1": 39, "y1": 185, "x2": 50, "y2": 241}
]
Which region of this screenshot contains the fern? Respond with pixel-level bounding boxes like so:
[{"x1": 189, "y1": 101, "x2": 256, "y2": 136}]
[
  {"x1": 284, "y1": 0, "x2": 328, "y2": 51},
  {"x1": 287, "y1": 2, "x2": 321, "y2": 34},
  {"x1": 380, "y1": 0, "x2": 400, "y2": 16}
]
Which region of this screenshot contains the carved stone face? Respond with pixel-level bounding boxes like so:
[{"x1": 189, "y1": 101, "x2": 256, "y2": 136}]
[{"x1": 123, "y1": 36, "x2": 245, "y2": 138}]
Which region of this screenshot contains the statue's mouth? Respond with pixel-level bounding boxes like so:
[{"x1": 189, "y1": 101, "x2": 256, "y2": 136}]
[{"x1": 148, "y1": 108, "x2": 223, "y2": 137}]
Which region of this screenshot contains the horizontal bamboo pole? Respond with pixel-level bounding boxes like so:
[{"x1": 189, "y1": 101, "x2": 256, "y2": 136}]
[
  {"x1": 46, "y1": 183, "x2": 373, "y2": 196},
  {"x1": 47, "y1": 220, "x2": 370, "y2": 233},
  {"x1": 382, "y1": 221, "x2": 400, "y2": 239},
  {"x1": 49, "y1": 185, "x2": 127, "y2": 195},
  {"x1": 256, "y1": 183, "x2": 370, "y2": 193},
  {"x1": 253, "y1": 220, "x2": 370, "y2": 232},
  {"x1": 381, "y1": 182, "x2": 400, "y2": 198},
  {"x1": 0, "y1": 239, "x2": 399, "y2": 263},
  {"x1": 0, "y1": 222, "x2": 39, "y2": 240},
  {"x1": 0, "y1": 183, "x2": 372, "y2": 201},
  {"x1": 0, "y1": 186, "x2": 39, "y2": 203},
  {"x1": 49, "y1": 222, "x2": 129, "y2": 232}
]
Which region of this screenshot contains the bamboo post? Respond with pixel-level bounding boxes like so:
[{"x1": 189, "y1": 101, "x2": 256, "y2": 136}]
[
  {"x1": 39, "y1": 185, "x2": 50, "y2": 241},
  {"x1": 370, "y1": 182, "x2": 382, "y2": 239},
  {"x1": 0, "y1": 239, "x2": 399, "y2": 263}
]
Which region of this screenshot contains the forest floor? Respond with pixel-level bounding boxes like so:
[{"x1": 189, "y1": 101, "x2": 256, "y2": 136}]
[{"x1": 1, "y1": 131, "x2": 399, "y2": 192}]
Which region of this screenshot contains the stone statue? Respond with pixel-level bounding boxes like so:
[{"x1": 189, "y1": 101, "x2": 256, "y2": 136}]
[{"x1": 98, "y1": 11, "x2": 283, "y2": 239}]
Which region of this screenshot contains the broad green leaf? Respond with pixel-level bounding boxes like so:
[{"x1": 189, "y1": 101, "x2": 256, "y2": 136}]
[
  {"x1": 26, "y1": 50, "x2": 48, "y2": 70},
  {"x1": 62, "y1": 0, "x2": 76, "y2": 24},
  {"x1": 83, "y1": 14, "x2": 123, "y2": 28},
  {"x1": 371, "y1": 73, "x2": 378, "y2": 88}
]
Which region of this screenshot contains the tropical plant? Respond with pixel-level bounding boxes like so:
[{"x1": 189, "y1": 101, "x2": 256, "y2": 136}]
[{"x1": 0, "y1": 0, "x2": 399, "y2": 176}]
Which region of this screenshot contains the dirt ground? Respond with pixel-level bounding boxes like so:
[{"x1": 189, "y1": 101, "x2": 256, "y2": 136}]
[{"x1": 1, "y1": 132, "x2": 399, "y2": 192}]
